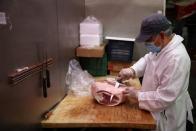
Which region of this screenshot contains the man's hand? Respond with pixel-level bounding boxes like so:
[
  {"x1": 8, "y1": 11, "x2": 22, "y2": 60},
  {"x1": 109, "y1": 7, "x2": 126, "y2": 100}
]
[
  {"x1": 123, "y1": 87, "x2": 139, "y2": 99},
  {"x1": 117, "y1": 67, "x2": 135, "y2": 81}
]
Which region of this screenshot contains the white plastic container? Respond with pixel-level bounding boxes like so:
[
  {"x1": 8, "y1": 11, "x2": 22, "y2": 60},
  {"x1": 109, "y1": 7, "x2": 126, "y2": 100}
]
[
  {"x1": 80, "y1": 16, "x2": 103, "y2": 35},
  {"x1": 80, "y1": 34, "x2": 103, "y2": 48}
]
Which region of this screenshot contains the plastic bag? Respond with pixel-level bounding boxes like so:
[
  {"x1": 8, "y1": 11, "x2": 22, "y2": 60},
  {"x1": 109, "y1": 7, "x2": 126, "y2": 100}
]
[
  {"x1": 65, "y1": 59, "x2": 95, "y2": 96},
  {"x1": 83, "y1": 16, "x2": 102, "y2": 24}
]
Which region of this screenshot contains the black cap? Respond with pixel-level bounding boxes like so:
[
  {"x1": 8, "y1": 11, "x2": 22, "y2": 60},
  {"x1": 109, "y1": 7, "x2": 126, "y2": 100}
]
[{"x1": 135, "y1": 14, "x2": 171, "y2": 42}]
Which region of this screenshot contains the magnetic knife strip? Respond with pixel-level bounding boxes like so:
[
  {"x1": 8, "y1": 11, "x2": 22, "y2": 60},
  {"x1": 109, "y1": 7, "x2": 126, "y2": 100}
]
[{"x1": 8, "y1": 58, "x2": 53, "y2": 85}]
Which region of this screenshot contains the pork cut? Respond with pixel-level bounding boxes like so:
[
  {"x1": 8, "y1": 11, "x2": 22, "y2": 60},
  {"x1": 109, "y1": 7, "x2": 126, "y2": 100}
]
[{"x1": 91, "y1": 80, "x2": 127, "y2": 106}]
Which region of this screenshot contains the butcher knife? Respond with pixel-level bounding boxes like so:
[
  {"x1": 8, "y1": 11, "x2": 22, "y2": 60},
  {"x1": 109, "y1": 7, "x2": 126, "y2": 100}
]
[{"x1": 110, "y1": 81, "x2": 120, "y2": 102}]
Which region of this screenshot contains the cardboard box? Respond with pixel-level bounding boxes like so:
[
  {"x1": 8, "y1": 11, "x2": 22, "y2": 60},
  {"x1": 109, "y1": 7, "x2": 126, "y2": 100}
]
[
  {"x1": 109, "y1": 71, "x2": 119, "y2": 76},
  {"x1": 108, "y1": 61, "x2": 135, "y2": 72},
  {"x1": 76, "y1": 44, "x2": 106, "y2": 58}
]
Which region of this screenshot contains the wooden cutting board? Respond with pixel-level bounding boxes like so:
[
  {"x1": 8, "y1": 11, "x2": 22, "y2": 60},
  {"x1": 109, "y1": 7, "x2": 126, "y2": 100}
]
[{"x1": 41, "y1": 95, "x2": 156, "y2": 129}]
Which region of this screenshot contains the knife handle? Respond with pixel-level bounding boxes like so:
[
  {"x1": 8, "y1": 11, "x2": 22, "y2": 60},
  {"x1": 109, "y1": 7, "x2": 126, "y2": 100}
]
[
  {"x1": 43, "y1": 77, "x2": 47, "y2": 98},
  {"x1": 46, "y1": 69, "x2": 50, "y2": 88}
]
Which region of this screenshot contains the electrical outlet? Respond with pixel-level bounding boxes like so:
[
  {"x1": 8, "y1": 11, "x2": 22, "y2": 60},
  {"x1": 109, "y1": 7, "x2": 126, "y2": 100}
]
[{"x1": 0, "y1": 12, "x2": 7, "y2": 25}]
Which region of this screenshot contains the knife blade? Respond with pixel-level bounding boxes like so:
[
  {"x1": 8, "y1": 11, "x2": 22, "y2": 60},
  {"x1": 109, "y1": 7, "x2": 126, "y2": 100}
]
[{"x1": 114, "y1": 81, "x2": 120, "y2": 88}]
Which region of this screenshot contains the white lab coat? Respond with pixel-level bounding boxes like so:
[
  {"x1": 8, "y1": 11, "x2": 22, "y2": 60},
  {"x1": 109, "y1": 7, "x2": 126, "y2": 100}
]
[{"x1": 132, "y1": 34, "x2": 193, "y2": 131}]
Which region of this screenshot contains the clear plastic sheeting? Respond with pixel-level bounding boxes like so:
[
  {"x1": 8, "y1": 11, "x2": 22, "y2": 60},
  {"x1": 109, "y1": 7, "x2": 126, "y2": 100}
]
[{"x1": 65, "y1": 59, "x2": 95, "y2": 96}]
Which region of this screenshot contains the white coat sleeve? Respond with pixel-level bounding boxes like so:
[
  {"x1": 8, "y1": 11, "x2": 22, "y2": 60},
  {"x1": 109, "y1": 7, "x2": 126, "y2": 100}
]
[
  {"x1": 131, "y1": 53, "x2": 151, "y2": 77},
  {"x1": 138, "y1": 55, "x2": 190, "y2": 112}
]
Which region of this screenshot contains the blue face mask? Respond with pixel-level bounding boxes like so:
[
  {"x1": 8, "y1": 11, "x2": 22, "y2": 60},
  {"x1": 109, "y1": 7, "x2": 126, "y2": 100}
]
[{"x1": 145, "y1": 42, "x2": 161, "y2": 53}]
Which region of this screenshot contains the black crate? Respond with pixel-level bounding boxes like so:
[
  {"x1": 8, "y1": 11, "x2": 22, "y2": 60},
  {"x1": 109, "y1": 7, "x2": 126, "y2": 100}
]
[{"x1": 107, "y1": 40, "x2": 134, "y2": 61}]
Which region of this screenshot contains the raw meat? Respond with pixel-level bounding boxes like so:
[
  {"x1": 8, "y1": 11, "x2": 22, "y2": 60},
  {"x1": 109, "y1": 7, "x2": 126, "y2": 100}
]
[{"x1": 91, "y1": 80, "x2": 127, "y2": 106}]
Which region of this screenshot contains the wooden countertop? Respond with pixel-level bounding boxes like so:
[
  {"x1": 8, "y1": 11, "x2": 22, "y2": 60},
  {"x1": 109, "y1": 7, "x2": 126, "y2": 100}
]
[{"x1": 41, "y1": 77, "x2": 156, "y2": 129}]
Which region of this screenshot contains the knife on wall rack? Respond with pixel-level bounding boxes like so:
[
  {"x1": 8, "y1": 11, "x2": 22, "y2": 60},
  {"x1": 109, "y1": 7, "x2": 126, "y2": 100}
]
[
  {"x1": 8, "y1": 58, "x2": 53, "y2": 85},
  {"x1": 45, "y1": 47, "x2": 51, "y2": 88},
  {"x1": 42, "y1": 46, "x2": 47, "y2": 98}
]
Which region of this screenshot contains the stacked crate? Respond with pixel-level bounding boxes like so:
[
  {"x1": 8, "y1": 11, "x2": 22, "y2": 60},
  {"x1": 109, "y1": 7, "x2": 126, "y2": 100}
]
[
  {"x1": 79, "y1": 53, "x2": 107, "y2": 76},
  {"x1": 108, "y1": 61, "x2": 135, "y2": 76},
  {"x1": 106, "y1": 38, "x2": 134, "y2": 75},
  {"x1": 76, "y1": 16, "x2": 107, "y2": 76}
]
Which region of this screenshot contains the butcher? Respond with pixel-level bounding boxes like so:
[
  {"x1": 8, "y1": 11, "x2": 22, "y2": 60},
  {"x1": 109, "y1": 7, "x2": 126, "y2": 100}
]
[{"x1": 118, "y1": 14, "x2": 193, "y2": 131}]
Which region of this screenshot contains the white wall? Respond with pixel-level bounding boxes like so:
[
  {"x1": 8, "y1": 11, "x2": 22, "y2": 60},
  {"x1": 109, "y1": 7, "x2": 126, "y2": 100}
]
[{"x1": 85, "y1": 0, "x2": 165, "y2": 59}]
